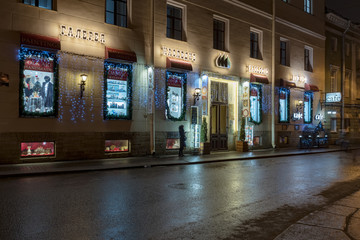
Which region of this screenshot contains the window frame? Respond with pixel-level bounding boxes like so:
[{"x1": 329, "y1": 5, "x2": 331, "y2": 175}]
[
  {"x1": 280, "y1": 37, "x2": 290, "y2": 66},
  {"x1": 105, "y1": 0, "x2": 131, "y2": 28},
  {"x1": 166, "y1": 0, "x2": 187, "y2": 41},
  {"x1": 330, "y1": 65, "x2": 339, "y2": 93},
  {"x1": 250, "y1": 27, "x2": 263, "y2": 60},
  {"x1": 304, "y1": 0, "x2": 313, "y2": 14},
  {"x1": 23, "y1": 0, "x2": 53, "y2": 10},
  {"x1": 213, "y1": 15, "x2": 229, "y2": 51},
  {"x1": 304, "y1": 45, "x2": 313, "y2": 72}
]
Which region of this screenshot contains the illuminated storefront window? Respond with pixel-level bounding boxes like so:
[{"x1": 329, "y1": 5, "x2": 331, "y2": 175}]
[
  {"x1": 166, "y1": 138, "x2": 180, "y2": 149},
  {"x1": 249, "y1": 83, "x2": 262, "y2": 124},
  {"x1": 104, "y1": 62, "x2": 132, "y2": 120},
  {"x1": 21, "y1": 142, "x2": 55, "y2": 158},
  {"x1": 20, "y1": 48, "x2": 58, "y2": 117},
  {"x1": 279, "y1": 88, "x2": 290, "y2": 123},
  {"x1": 304, "y1": 91, "x2": 313, "y2": 123},
  {"x1": 166, "y1": 71, "x2": 186, "y2": 121},
  {"x1": 105, "y1": 140, "x2": 129, "y2": 152}
]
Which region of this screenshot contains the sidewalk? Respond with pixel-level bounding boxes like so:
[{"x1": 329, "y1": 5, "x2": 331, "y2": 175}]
[
  {"x1": 0, "y1": 145, "x2": 345, "y2": 177},
  {"x1": 274, "y1": 190, "x2": 360, "y2": 240}
]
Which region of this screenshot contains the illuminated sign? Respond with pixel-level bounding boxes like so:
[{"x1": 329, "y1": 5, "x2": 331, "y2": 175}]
[
  {"x1": 215, "y1": 53, "x2": 231, "y2": 69},
  {"x1": 247, "y1": 65, "x2": 269, "y2": 75},
  {"x1": 60, "y1": 25, "x2": 105, "y2": 44},
  {"x1": 326, "y1": 92, "x2": 341, "y2": 103},
  {"x1": 292, "y1": 75, "x2": 307, "y2": 84},
  {"x1": 315, "y1": 113, "x2": 324, "y2": 120},
  {"x1": 161, "y1": 46, "x2": 196, "y2": 62},
  {"x1": 292, "y1": 112, "x2": 303, "y2": 120}
]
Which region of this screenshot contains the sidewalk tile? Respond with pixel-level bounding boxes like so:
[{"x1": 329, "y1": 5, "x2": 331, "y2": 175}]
[
  {"x1": 353, "y1": 209, "x2": 360, "y2": 219},
  {"x1": 335, "y1": 196, "x2": 360, "y2": 209},
  {"x1": 298, "y1": 211, "x2": 346, "y2": 230},
  {"x1": 348, "y1": 217, "x2": 360, "y2": 239},
  {"x1": 321, "y1": 204, "x2": 357, "y2": 216},
  {"x1": 274, "y1": 224, "x2": 350, "y2": 240}
]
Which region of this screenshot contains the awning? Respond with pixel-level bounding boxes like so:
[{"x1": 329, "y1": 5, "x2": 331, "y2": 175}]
[
  {"x1": 250, "y1": 73, "x2": 269, "y2": 84},
  {"x1": 166, "y1": 58, "x2": 192, "y2": 71},
  {"x1": 280, "y1": 78, "x2": 296, "y2": 88},
  {"x1": 304, "y1": 83, "x2": 319, "y2": 92},
  {"x1": 105, "y1": 47, "x2": 137, "y2": 62},
  {"x1": 21, "y1": 33, "x2": 61, "y2": 50}
]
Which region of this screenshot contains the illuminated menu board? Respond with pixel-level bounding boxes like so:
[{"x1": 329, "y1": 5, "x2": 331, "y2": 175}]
[{"x1": 105, "y1": 63, "x2": 131, "y2": 119}]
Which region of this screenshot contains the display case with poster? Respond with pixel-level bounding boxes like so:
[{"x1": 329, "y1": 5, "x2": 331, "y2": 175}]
[
  {"x1": 166, "y1": 71, "x2": 187, "y2": 121},
  {"x1": 20, "y1": 142, "x2": 55, "y2": 158},
  {"x1": 104, "y1": 62, "x2": 132, "y2": 120},
  {"x1": 279, "y1": 88, "x2": 290, "y2": 123},
  {"x1": 304, "y1": 91, "x2": 313, "y2": 124},
  {"x1": 19, "y1": 48, "x2": 58, "y2": 117},
  {"x1": 105, "y1": 140, "x2": 129, "y2": 153},
  {"x1": 249, "y1": 83, "x2": 262, "y2": 124}
]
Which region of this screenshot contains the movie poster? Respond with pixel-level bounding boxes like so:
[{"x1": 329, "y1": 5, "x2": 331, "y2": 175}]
[{"x1": 21, "y1": 51, "x2": 56, "y2": 116}]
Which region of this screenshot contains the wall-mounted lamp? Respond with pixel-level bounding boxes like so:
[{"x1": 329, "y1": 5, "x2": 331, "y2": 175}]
[
  {"x1": 193, "y1": 88, "x2": 201, "y2": 105},
  {"x1": 295, "y1": 100, "x2": 303, "y2": 111},
  {"x1": 79, "y1": 74, "x2": 87, "y2": 98}
]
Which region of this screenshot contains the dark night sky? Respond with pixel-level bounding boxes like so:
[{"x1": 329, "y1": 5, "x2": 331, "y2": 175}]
[{"x1": 326, "y1": 0, "x2": 360, "y2": 23}]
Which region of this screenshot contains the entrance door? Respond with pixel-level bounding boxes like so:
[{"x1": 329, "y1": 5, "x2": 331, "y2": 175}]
[{"x1": 210, "y1": 104, "x2": 228, "y2": 150}]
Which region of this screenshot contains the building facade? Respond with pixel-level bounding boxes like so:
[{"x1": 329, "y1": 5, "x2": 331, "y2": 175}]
[
  {"x1": 324, "y1": 12, "x2": 360, "y2": 143},
  {"x1": 0, "y1": 0, "x2": 325, "y2": 163}
]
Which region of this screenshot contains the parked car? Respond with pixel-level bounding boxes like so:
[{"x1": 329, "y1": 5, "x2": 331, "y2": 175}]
[{"x1": 299, "y1": 122, "x2": 329, "y2": 149}]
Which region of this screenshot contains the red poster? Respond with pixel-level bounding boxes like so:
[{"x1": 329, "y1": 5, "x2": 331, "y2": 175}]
[
  {"x1": 167, "y1": 76, "x2": 182, "y2": 87},
  {"x1": 108, "y1": 68, "x2": 128, "y2": 80},
  {"x1": 24, "y1": 57, "x2": 54, "y2": 72}
]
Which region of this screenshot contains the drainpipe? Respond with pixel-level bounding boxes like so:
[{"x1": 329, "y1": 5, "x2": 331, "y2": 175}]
[
  {"x1": 341, "y1": 21, "x2": 351, "y2": 134},
  {"x1": 271, "y1": 0, "x2": 276, "y2": 148},
  {"x1": 150, "y1": 0, "x2": 156, "y2": 155}
]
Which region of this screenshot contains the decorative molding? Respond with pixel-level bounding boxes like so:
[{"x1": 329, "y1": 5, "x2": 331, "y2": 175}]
[
  {"x1": 223, "y1": 0, "x2": 272, "y2": 20},
  {"x1": 326, "y1": 13, "x2": 349, "y2": 29},
  {"x1": 276, "y1": 18, "x2": 326, "y2": 40}
]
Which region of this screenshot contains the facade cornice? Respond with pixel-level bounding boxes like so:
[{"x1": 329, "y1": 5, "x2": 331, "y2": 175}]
[
  {"x1": 326, "y1": 13, "x2": 349, "y2": 29},
  {"x1": 223, "y1": 0, "x2": 272, "y2": 20},
  {"x1": 276, "y1": 18, "x2": 326, "y2": 40}
]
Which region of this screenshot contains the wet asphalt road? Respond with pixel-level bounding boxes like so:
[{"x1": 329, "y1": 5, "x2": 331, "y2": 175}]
[{"x1": 1, "y1": 151, "x2": 360, "y2": 240}]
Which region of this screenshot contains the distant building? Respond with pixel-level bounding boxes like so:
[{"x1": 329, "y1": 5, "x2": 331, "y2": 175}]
[{"x1": 324, "y1": 11, "x2": 360, "y2": 143}]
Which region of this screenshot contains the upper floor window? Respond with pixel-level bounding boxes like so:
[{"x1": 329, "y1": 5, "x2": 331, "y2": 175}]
[
  {"x1": 213, "y1": 19, "x2": 225, "y2": 50},
  {"x1": 23, "y1": 0, "x2": 52, "y2": 10},
  {"x1": 106, "y1": 0, "x2": 128, "y2": 28},
  {"x1": 304, "y1": 0, "x2": 312, "y2": 14},
  {"x1": 167, "y1": 3, "x2": 185, "y2": 41},
  {"x1": 280, "y1": 38, "x2": 289, "y2": 66},
  {"x1": 331, "y1": 37, "x2": 337, "y2": 52},
  {"x1": 330, "y1": 66, "x2": 339, "y2": 92},
  {"x1": 213, "y1": 15, "x2": 229, "y2": 51},
  {"x1": 250, "y1": 28, "x2": 263, "y2": 60},
  {"x1": 304, "y1": 46, "x2": 313, "y2": 72}
]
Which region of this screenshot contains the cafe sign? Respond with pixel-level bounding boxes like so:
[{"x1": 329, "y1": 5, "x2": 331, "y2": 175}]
[
  {"x1": 161, "y1": 46, "x2": 196, "y2": 62},
  {"x1": 60, "y1": 25, "x2": 105, "y2": 44},
  {"x1": 326, "y1": 92, "x2": 341, "y2": 103},
  {"x1": 247, "y1": 65, "x2": 269, "y2": 75}
]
